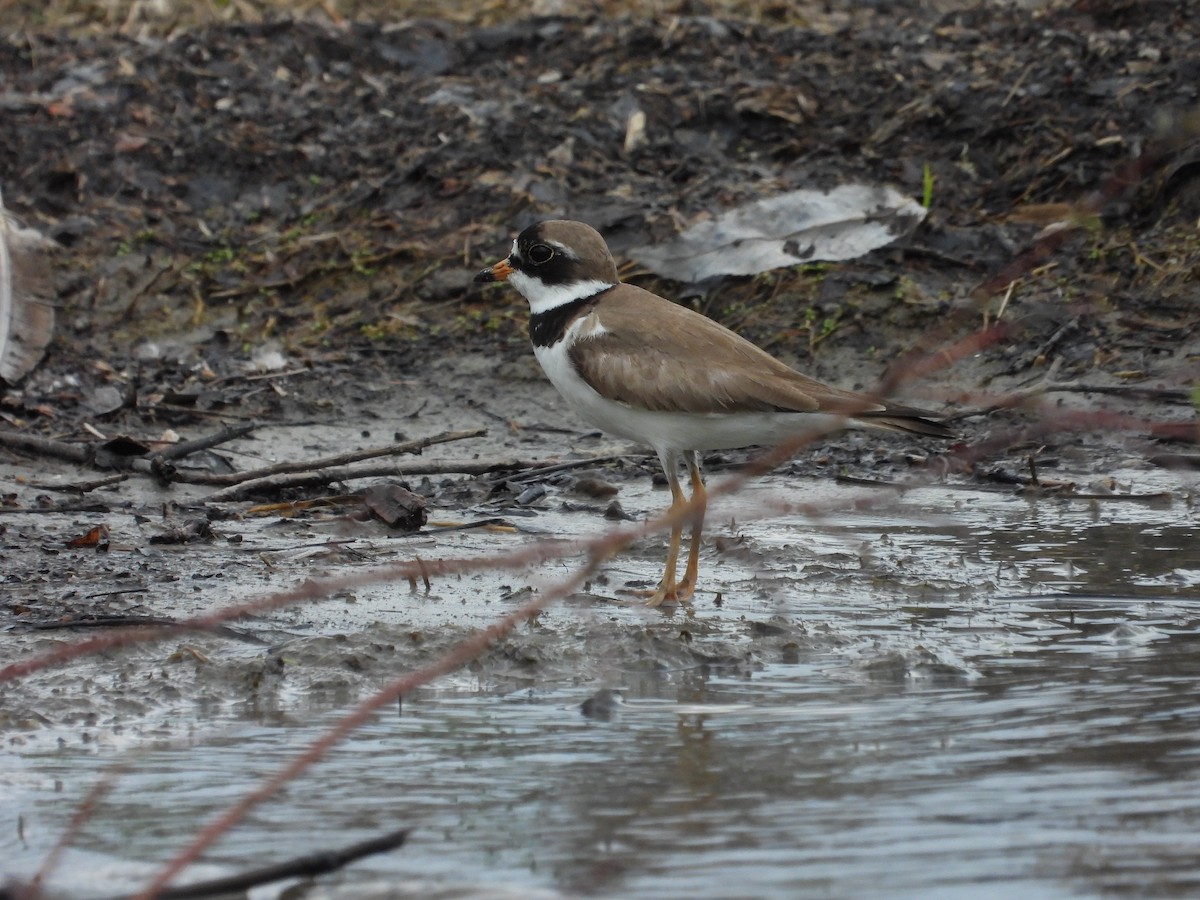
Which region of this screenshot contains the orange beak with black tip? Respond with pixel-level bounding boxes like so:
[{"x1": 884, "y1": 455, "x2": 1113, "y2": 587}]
[{"x1": 475, "y1": 257, "x2": 514, "y2": 283}]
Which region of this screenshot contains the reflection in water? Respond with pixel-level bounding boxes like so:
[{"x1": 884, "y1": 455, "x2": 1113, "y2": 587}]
[{"x1": 5, "y1": 473, "x2": 1200, "y2": 898}]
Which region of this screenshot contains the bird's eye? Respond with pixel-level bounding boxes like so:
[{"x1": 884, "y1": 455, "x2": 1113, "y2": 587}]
[{"x1": 527, "y1": 243, "x2": 555, "y2": 265}]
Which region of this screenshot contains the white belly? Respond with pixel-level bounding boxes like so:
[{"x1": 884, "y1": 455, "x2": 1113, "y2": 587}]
[{"x1": 533, "y1": 340, "x2": 845, "y2": 454}]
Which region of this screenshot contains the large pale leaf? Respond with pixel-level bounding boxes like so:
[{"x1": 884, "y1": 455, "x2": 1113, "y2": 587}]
[
  {"x1": 632, "y1": 185, "x2": 927, "y2": 283},
  {"x1": 0, "y1": 186, "x2": 55, "y2": 384}
]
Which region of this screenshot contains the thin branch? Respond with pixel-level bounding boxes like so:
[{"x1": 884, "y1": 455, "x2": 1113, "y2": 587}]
[
  {"x1": 0, "y1": 429, "x2": 90, "y2": 463},
  {"x1": 28, "y1": 473, "x2": 128, "y2": 493},
  {"x1": 21, "y1": 615, "x2": 264, "y2": 644},
  {"x1": 144, "y1": 827, "x2": 410, "y2": 900},
  {"x1": 487, "y1": 454, "x2": 630, "y2": 484},
  {"x1": 0, "y1": 501, "x2": 111, "y2": 515},
  {"x1": 203, "y1": 460, "x2": 431, "y2": 500},
  {"x1": 157, "y1": 421, "x2": 258, "y2": 461},
  {"x1": 1042, "y1": 383, "x2": 1197, "y2": 404},
  {"x1": 183, "y1": 428, "x2": 486, "y2": 490}
]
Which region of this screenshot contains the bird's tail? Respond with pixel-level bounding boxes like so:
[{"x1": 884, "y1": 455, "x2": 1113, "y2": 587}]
[{"x1": 856, "y1": 407, "x2": 956, "y2": 439}]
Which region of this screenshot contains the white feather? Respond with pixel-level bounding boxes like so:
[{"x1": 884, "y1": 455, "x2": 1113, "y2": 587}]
[{"x1": 509, "y1": 271, "x2": 612, "y2": 315}]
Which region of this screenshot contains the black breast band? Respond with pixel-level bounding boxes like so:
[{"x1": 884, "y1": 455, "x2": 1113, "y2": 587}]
[{"x1": 528, "y1": 287, "x2": 613, "y2": 348}]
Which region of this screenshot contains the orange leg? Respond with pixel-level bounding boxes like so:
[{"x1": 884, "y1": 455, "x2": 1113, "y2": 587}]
[
  {"x1": 645, "y1": 461, "x2": 687, "y2": 607},
  {"x1": 674, "y1": 452, "x2": 707, "y2": 601}
]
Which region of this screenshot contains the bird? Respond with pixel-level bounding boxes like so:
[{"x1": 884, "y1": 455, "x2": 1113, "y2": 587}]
[{"x1": 476, "y1": 219, "x2": 952, "y2": 607}]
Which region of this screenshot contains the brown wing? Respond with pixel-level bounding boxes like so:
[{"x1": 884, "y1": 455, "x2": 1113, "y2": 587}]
[{"x1": 568, "y1": 284, "x2": 890, "y2": 416}]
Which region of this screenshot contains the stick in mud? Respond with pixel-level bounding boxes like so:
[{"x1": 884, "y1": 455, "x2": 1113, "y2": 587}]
[
  {"x1": 156, "y1": 420, "x2": 258, "y2": 460},
  {"x1": 0, "y1": 428, "x2": 91, "y2": 463},
  {"x1": 188, "y1": 427, "x2": 487, "y2": 490}
]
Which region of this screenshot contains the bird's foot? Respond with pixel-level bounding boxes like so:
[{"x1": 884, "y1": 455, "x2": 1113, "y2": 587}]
[
  {"x1": 641, "y1": 579, "x2": 694, "y2": 608},
  {"x1": 674, "y1": 578, "x2": 696, "y2": 603}
]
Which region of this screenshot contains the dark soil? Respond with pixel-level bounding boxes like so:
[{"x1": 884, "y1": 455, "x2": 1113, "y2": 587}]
[{"x1": 1, "y1": 1, "x2": 1197, "y2": 378}]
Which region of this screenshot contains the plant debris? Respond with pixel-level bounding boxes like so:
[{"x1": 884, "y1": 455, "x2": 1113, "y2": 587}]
[{"x1": 631, "y1": 185, "x2": 928, "y2": 282}]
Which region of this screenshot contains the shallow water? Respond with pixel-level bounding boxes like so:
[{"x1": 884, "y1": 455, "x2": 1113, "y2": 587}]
[{"x1": 5, "y1": 468, "x2": 1200, "y2": 898}]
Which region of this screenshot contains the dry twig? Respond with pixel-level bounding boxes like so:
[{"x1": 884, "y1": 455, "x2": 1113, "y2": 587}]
[{"x1": 192, "y1": 428, "x2": 486, "y2": 495}]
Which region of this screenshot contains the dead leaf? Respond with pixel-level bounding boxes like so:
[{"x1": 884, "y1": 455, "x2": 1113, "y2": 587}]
[
  {"x1": 631, "y1": 185, "x2": 927, "y2": 283},
  {"x1": 67, "y1": 525, "x2": 110, "y2": 549}
]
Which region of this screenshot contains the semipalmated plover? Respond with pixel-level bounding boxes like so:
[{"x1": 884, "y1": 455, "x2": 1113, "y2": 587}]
[{"x1": 477, "y1": 219, "x2": 950, "y2": 606}]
